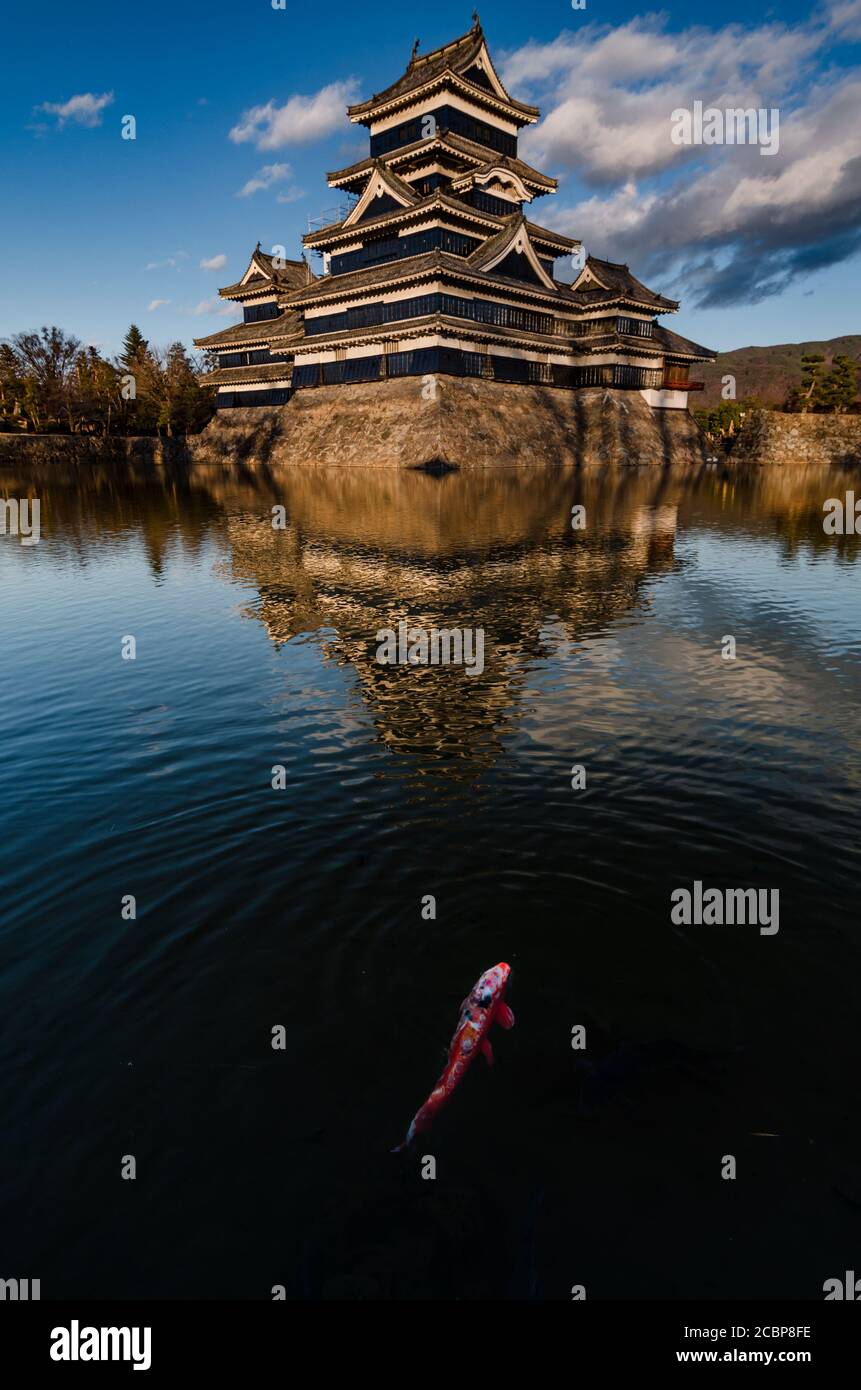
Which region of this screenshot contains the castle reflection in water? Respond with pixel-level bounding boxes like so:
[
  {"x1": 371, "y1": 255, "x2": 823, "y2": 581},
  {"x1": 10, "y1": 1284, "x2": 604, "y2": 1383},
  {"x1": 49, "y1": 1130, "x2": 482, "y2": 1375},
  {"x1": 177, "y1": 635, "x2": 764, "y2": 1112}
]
[{"x1": 8, "y1": 457, "x2": 857, "y2": 780}]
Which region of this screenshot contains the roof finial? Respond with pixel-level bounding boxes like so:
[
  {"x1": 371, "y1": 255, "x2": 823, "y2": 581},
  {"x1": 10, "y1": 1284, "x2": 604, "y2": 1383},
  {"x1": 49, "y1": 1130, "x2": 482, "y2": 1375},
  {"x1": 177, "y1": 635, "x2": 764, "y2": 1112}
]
[
  {"x1": 255, "y1": 239, "x2": 261, "y2": 252},
  {"x1": 410, "y1": 37, "x2": 420, "y2": 62},
  {"x1": 472, "y1": 9, "x2": 480, "y2": 28}
]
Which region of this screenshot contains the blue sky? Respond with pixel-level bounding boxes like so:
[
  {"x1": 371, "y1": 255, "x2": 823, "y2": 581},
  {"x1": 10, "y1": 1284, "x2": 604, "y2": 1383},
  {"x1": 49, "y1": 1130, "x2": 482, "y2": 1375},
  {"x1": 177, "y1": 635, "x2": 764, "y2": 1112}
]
[{"x1": 2, "y1": 0, "x2": 859, "y2": 356}]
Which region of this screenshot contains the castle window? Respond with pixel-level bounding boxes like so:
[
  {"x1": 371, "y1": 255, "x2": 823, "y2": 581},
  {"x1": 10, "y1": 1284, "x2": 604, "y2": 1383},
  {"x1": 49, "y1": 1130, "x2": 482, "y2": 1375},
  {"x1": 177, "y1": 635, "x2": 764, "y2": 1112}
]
[{"x1": 243, "y1": 302, "x2": 281, "y2": 323}]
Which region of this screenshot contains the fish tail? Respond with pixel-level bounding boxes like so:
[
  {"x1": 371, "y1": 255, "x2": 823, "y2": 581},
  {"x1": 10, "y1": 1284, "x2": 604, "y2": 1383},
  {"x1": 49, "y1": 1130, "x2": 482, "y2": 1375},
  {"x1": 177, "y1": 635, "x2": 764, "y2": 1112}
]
[{"x1": 391, "y1": 1117, "x2": 417, "y2": 1154}]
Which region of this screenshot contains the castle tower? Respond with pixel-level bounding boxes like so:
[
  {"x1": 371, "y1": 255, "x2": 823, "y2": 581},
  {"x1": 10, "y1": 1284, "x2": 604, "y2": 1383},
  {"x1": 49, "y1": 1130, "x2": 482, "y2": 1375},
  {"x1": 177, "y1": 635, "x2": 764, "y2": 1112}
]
[{"x1": 196, "y1": 19, "x2": 713, "y2": 411}]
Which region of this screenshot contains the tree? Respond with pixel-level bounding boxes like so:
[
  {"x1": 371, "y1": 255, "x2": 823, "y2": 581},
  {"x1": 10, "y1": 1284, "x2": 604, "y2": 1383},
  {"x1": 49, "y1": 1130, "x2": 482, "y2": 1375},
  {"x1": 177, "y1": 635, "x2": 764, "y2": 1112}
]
[
  {"x1": 74, "y1": 346, "x2": 123, "y2": 435},
  {"x1": 11, "y1": 326, "x2": 82, "y2": 430},
  {"x1": 1, "y1": 324, "x2": 215, "y2": 435},
  {"x1": 0, "y1": 343, "x2": 23, "y2": 428},
  {"x1": 693, "y1": 397, "x2": 763, "y2": 440},
  {"x1": 146, "y1": 342, "x2": 215, "y2": 436},
  {"x1": 115, "y1": 323, "x2": 159, "y2": 434},
  {"x1": 818, "y1": 354, "x2": 858, "y2": 414},
  {"x1": 786, "y1": 354, "x2": 826, "y2": 413},
  {"x1": 119, "y1": 324, "x2": 148, "y2": 371}
]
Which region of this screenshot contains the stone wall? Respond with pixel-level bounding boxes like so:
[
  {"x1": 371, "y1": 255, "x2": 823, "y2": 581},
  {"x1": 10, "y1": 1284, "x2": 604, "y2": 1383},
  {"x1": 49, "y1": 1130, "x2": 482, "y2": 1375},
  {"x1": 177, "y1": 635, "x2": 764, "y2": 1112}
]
[
  {"x1": 0, "y1": 379, "x2": 713, "y2": 471},
  {"x1": 0, "y1": 433, "x2": 188, "y2": 480},
  {"x1": 188, "y1": 377, "x2": 710, "y2": 468},
  {"x1": 730, "y1": 410, "x2": 861, "y2": 466}
]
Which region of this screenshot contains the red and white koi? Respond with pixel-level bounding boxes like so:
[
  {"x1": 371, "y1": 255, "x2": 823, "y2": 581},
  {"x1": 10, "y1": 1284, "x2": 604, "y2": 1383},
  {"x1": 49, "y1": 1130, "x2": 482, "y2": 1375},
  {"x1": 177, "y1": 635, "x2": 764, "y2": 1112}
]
[{"x1": 392, "y1": 962, "x2": 514, "y2": 1151}]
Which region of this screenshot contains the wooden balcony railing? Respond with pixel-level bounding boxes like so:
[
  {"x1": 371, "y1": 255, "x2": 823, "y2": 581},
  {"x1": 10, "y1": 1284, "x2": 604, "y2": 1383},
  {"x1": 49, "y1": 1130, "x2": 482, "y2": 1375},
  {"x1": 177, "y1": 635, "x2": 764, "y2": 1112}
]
[{"x1": 661, "y1": 375, "x2": 703, "y2": 391}]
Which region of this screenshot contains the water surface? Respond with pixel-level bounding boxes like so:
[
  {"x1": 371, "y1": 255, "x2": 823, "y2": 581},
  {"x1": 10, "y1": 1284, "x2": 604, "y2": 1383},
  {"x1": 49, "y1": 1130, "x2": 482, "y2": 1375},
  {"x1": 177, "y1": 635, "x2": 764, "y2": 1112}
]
[{"x1": 1, "y1": 459, "x2": 860, "y2": 1299}]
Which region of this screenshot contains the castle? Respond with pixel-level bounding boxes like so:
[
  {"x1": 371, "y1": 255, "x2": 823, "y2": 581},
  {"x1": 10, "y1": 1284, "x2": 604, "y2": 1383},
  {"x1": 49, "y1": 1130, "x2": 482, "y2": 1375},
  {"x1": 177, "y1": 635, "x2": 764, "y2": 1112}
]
[{"x1": 196, "y1": 18, "x2": 713, "y2": 416}]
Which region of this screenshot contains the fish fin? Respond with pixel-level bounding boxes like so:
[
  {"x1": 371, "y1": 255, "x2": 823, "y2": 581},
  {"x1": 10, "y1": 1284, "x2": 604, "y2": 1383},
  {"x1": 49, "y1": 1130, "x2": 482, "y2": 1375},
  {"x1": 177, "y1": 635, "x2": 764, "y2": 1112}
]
[
  {"x1": 496, "y1": 1003, "x2": 515, "y2": 1030},
  {"x1": 481, "y1": 1039, "x2": 495, "y2": 1066}
]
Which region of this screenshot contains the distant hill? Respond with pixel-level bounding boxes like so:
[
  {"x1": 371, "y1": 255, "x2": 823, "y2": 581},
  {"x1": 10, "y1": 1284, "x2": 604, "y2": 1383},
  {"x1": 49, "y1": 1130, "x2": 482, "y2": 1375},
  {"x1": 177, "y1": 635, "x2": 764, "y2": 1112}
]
[{"x1": 697, "y1": 335, "x2": 861, "y2": 407}]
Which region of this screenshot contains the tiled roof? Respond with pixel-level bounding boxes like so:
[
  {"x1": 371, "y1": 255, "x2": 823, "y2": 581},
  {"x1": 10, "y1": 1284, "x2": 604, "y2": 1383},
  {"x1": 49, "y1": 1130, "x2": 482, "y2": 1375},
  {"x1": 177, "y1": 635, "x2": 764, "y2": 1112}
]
[
  {"x1": 290, "y1": 312, "x2": 565, "y2": 352},
  {"x1": 328, "y1": 132, "x2": 556, "y2": 191},
  {"x1": 193, "y1": 309, "x2": 302, "y2": 349},
  {"x1": 217, "y1": 249, "x2": 315, "y2": 300},
  {"x1": 202, "y1": 362, "x2": 294, "y2": 386},
  {"x1": 303, "y1": 194, "x2": 576, "y2": 251},
  {"x1": 565, "y1": 257, "x2": 678, "y2": 311},
  {"x1": 652, "y1": 322, "x2": 715, "y2": 360},
  {"x1": 450, "y1": 155, "x2": 554, "y2": 195},
  {"x1": 443, "y1": 134, "x2": 556, "y2": 187},
  {"x1": 465, "y1": 214, "x2": 522, "y2": 268},
  {"x1": 465, "y1": 213, "x2": 576, "y2": 272},
  {"x1": 347, "y1": 24, "x2": 538, "y2": 122},
  {"x1": 286, "y1": 251, "x2": 446, "y2": 305},
  {"x1": 284, "y1": 248, "x2": 594, "y2": 311}
]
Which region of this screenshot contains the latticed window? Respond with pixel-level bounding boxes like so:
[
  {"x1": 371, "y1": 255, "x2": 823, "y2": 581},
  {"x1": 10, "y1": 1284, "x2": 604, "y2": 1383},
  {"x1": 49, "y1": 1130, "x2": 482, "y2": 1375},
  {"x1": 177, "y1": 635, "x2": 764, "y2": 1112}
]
[
  {"x1": 281, "y1": 349, "x2": 668, "y2": 391},
  {"x1": 527, "y1": 360, "x2": 553, "y2": 383},
  {"x1": 331, "y1": 227, "x2": 482, "y2": 275},
  {"x1": 439, "y1": 294, "x2": 552, "y2": 335},
  {"x1": 617, "y1": 317, "x2": 653, "y2": 337},
  {"x1": 291, "y1": 364, "x2": 320, "y2": 389},
  {"x1": 217, "y1": 348, "x2": 273, "y2": 367},
  {"x1": 476, "y1": 298, "x2": 507, "y2": 327},
  {"x1": 216, "y1": 388, "x2": 290, "y2": 408},
  {"x1": 569, "y1": 319, "x2": 606, "y2": 337},
  {"x1": 470, "y1": 190, "x2": 520, "y2": 217},
  {"x1": 369, "y1": 118, "x2": 424, "y2": 156},
  {"x1": 388, "y1": 348, "x2": 438, "y2": 376},
  {"x1": 491, "y1": 356, "x2": 529, "y2": 383},
  {"x1": 368, "y1": 105, "x2": 517, "y2": 157},
  {"x1": 438, "y1": 230, "x2": 478, "y2": 256},
  {"x1": 609, "y1": 364, "x2": 664, "y2": 388},
  {"x1": 364, "y1": 237, "x2": 401, "y2": 264},
  {"x1": 243, "y1": 302, "x2": 280, "y2": 323},
  {"x1": 573, "y1": 364, "x2": 606, "y2": 386},
  {"x1": 441, "y1": 107, "x2": 517, "y2": 157},
  {"x1": 342, "y1": 357, "x2": 381, "y2": 382}
]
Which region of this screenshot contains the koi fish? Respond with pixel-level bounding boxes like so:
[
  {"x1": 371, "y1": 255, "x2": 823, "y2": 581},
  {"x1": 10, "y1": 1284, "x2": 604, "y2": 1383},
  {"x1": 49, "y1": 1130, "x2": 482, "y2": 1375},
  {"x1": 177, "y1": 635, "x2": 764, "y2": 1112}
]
[{"x1": 392, "y1": 962, "x2": 514, "y2": 1152}]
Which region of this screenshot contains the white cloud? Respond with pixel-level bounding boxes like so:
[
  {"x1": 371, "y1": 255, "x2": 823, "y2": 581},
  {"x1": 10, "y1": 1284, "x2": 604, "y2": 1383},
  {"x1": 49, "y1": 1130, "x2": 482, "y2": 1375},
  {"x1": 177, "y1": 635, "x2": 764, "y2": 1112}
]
[
  {"x1": 229, "y1": 80, "x2": 359, "y2": 150},
  {"x1": 510, "y1": 18, "x2": 821, "y2": 183},
  {"x1": 500, "y1": 14, "x2": 861, "y2": 305},
  {"x1": 147, "y1": 299, "x2": 170, "y2": 311},
  {"x1": 276, "y1": 187, "x2": 305, "y2": 204},
  {"x1": 188, "y1": 298, "x2": 236, "y2": 317},
  {"x1": 826, "y1": 0, "x2": 861, "y2": 40},
  {"x1": 200, "y1": 253, "x2": 227, "y2": 270},
  {"x1": 237, "y1": 162, "x2": 291, "y2": 197},
  {"x1": 145, "y1": 252, "x2": 189, "y2": 271},
  {"x1": 38, "y1": 91, "x2": 114, "y2": 129}
]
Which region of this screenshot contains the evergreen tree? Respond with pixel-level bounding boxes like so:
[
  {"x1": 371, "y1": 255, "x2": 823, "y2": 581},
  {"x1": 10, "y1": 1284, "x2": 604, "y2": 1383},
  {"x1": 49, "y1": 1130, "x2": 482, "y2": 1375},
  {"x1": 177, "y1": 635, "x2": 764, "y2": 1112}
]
[
  {"x1": 819, "y1": 354, "x2": 858, "y2": 414},
  {"x1": 115, "y1": 323, "x2": 158, "y2": 433},
  {"x1": 119, "y1": 324, "x2": 148, "y2": 370},
  {"x1": 147, "y1": 342, "x2": 214, "y2": 436},
  {"x1": 786, "y1": 354, "x2": 826, "y2": 413}
]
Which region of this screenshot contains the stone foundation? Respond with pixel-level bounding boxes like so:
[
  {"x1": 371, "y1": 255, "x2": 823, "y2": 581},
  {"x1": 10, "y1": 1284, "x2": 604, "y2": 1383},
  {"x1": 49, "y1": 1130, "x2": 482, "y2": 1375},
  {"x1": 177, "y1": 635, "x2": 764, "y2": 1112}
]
[
  {"x1": 189, "y1": 377, "x2": 710, "y2": 468},
  {"x1": 0, "y1": 379, "x2": 713, "y2": 471}
]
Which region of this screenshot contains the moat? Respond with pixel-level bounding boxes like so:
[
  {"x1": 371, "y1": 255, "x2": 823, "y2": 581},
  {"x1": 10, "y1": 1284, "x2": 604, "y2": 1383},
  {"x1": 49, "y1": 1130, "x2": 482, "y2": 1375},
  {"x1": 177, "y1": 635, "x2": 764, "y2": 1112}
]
[{"x1": 1, "y1": 460, "x2": 860, "y2": 1298}]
